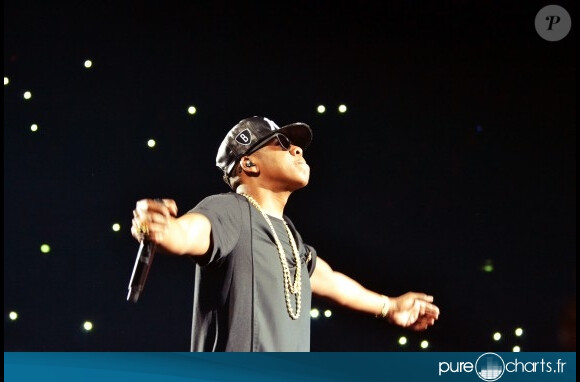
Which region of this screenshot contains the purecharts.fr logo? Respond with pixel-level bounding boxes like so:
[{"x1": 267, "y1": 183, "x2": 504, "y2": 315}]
[{"x1": 438, "y1": 352, "x2": 568, "y2": 380}]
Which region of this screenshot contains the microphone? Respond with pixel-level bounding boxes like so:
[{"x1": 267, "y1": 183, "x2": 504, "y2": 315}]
[
  {"x1": 127, "y1": 238, "x2": 157, "y2": 303},
  {"x1": 127, "y1": 198, "x2": 162, "y2": 303}
]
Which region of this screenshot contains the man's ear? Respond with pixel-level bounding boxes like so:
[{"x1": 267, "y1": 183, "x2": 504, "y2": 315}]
[{"x1": 241, "y1": 157, "x2": 258, "y2": 173}]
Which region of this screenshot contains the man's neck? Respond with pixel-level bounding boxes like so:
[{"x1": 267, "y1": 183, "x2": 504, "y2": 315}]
[{"x1": 237, "y1": 186, "x2": 290, "y2": 219}]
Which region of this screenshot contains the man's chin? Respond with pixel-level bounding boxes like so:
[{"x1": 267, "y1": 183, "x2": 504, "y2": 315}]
[{"x1": 289, "y1": 178, "x2": 309, "y2": 191}]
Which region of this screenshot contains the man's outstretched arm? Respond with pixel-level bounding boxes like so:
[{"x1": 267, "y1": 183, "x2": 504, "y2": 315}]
[{"x1": 310, "y1": 257, "x2": 440, "y2": 330}]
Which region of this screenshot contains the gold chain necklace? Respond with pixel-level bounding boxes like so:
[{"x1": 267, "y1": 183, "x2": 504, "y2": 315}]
[{"x1": 241, "y1": 193, "x2": 302, "y2": 319}]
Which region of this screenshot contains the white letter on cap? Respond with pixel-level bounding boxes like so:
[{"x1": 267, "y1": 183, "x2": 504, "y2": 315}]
[{"x1": 263, "y1": 117, "x2": 279, "y2": 131}]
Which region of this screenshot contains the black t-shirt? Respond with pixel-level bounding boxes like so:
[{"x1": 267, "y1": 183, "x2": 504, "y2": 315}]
[{"x1": 189, "y1": 192, "x2": 317, "y2": 351}]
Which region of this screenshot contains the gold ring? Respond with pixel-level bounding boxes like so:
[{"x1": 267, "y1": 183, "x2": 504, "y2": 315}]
[{"x1": 138, "y1": 223, "x2": 149, "y2": 237}]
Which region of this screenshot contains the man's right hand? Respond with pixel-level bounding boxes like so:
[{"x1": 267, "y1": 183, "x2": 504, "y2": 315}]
[{"x1": 131, "y1": 199, "x2": 178, "y2": 243}]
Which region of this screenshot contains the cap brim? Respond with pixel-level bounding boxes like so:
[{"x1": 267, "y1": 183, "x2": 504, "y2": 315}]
[
  {"x1": 244, "y1": 122, "x2": 313, "y2": 158},
  {"x1": 278, "y1": 122, "x2": 313, "y2": 150}
]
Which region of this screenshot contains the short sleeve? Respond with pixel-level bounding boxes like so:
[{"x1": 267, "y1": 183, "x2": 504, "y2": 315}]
[
  {"x1": 304, "y1": 244, "x2": 317, "y2": 276},
  {"x1": 188, "y1": 193, "x2": 243, "y2": 265}
]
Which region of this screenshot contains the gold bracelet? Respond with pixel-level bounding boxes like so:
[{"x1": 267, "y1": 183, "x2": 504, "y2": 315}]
[{"x1": 376, "y1": 295, "x2": 389, "y2": 319}]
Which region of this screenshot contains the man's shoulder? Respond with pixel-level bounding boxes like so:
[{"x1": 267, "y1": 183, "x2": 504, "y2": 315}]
[
  {"x1": 201, "y1": 192, "x2": 243, "y2": 203},
  {"x1": 194, "y1": 192, "x2": 247, "y2": 210}
]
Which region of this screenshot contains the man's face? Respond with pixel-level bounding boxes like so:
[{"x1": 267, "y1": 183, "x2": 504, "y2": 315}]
[{"x1": 251, "y1": 134, "x2": 310, "y2": 191}]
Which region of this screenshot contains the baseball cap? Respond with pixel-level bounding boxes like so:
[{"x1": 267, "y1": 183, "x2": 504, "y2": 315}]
[{"x1": 216, "y1": 116, "x2": 313, "y2": 176}]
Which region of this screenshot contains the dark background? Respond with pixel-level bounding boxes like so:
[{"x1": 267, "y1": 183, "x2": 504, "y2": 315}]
[{"x1": 4, "y1": 1, "x2": 576, "y2": 352}]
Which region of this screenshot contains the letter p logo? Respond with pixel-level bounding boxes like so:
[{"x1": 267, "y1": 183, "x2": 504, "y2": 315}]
[
  {"x1": 535, "y1": 5, "x2": 571, "y2": 41},
  {"x1": 546, "y1": 15, "x2": 560, "y2": 30}
]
